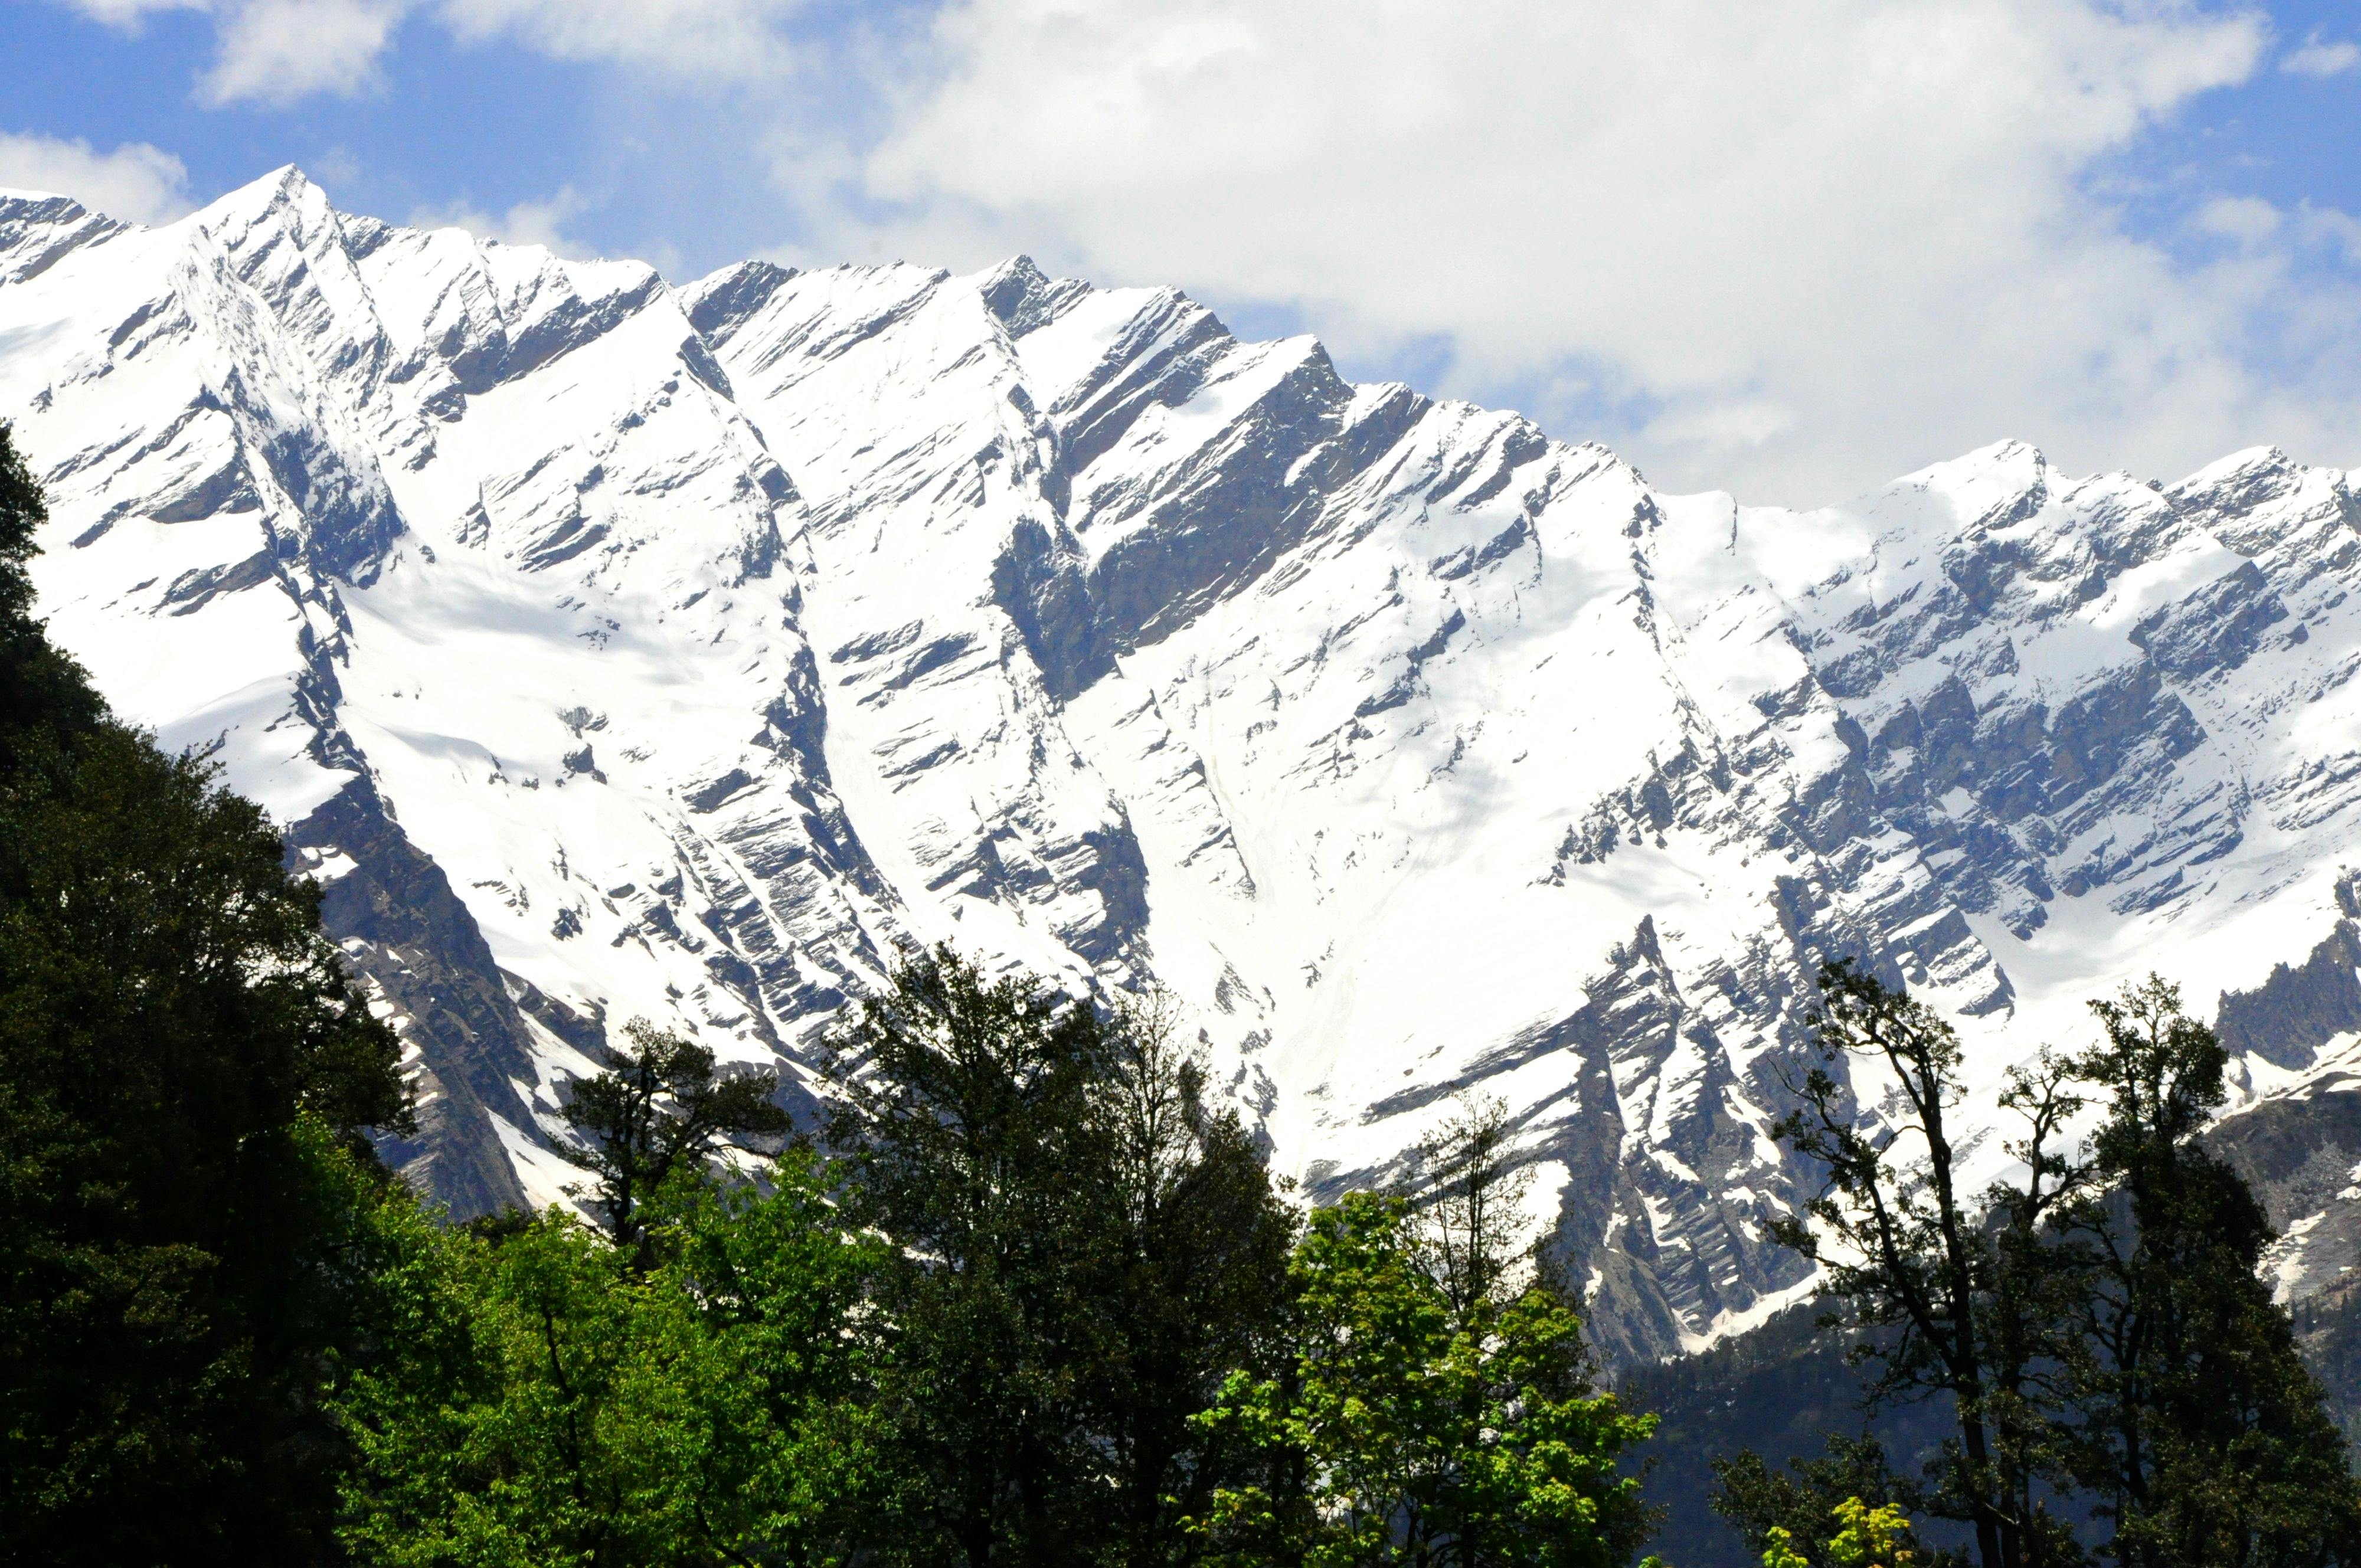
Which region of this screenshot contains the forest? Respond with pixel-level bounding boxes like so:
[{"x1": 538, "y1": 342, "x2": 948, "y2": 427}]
[{"x1": 3, "y1": 414, "x2": 2358, "y2": 1568}]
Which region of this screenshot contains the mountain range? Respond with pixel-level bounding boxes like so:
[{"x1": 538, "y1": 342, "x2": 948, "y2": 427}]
[{"x1": 8, "y1": 168, "x2": 2361, "y2": 1365}]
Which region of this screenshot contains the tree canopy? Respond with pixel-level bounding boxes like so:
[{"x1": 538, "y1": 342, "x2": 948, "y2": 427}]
[{"x1": 0, "y1": 420, "x2": 412, "y2": 1565}]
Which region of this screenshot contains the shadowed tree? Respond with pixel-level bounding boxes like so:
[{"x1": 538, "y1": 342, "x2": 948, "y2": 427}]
[
  {"x1": 822, "y1": 945, "x2": 1114, "y2": 1567},
  {"x1": 561, "y1": 1018, "x2": 791, "y2": 1258},
  {"x1": 1089, "y1": 988, "x2": 1299, "y2": 1567},
  {"x1": 0, "y1": 421, "x2": 414, "y2": 1565},
  {"x1": 2058, "y1": 978, "x2": 2361, "y2": 1568},
  {"x1": 1766, "y1": 960, "x2": 2087, "y2": 1568}
]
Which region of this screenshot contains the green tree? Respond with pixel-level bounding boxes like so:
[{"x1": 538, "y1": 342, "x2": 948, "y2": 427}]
[
  {"x1": 2058, "y1": 980, "x2": 2361, "y2": 1568},
  {"x1": 333, "y1": 1151, "x2": 882, "y2": 1567},
  {"x1": 1089, "y1": 990, "x2": 1300, "y2": 1567},
  {"x1": 1194, "y1": 1096, "x2": 1656, "y2": 1568},
  {"x1": 1760, "y1": 1497, "x2": 1927, "y2": 1568},
  {"x1": 640, "y1": 1151, "x2": 888, "y2": 1564},
  {"x1": 0, "y1": 421, "x2": 412, "y2": 1565},
  {"x1": 561, "y1": 1017, "x2": 792, "y2": 1258},
  {"x1": 1715, "y1": 1437, "x2": 1961, "y2": 1568},
  {"x1": 336, "y1": 1203, "x2": 681, "y2": 1566},
  {"x1": 823, "y1": 945, "x2": 1116, "y2": 1566}
]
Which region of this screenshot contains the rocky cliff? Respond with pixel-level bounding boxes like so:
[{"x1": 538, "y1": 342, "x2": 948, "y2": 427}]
[{"x1": 9, "y1": 169, "x2": 2361, "y2": 1363}]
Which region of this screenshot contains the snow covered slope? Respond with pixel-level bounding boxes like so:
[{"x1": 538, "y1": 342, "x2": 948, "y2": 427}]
[{"x1": 10, "y1": 169, "x2": 2361, "y2": 1361}]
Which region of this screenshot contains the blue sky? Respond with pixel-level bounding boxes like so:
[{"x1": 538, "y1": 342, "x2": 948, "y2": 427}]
[{"x1": 6, "y1": 0, "x2": 2361, "y2": 504}]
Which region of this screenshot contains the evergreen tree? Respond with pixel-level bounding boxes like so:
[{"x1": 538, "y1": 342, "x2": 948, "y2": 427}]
[
  {"x1": 0, "y1": 421, "x2": 100, "y2": 751},
  {"x1": 0, "y1": 421, "x2": 412, "y2": 1564}
]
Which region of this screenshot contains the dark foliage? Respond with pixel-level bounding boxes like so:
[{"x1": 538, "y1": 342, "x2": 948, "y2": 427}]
[
  {"x1": 1620, "y1": 1303, "x2": 1966, "y2": 1568},
  {"x1": 1765, "y1": 960, "x2": 2085, "y2": 1568},
  {"x1": 823, "y1": 945, "x2": 1117, "y2": 1564},
  {"x1": 2058, "y1": 981, "x2": 2361, "y2": 1568},
  {"x1": 1714, "y1": 1434, "x2": 1964, "y2": 1568},
  {"x1": 1086, "y1": 990, "x2": 1302, "y2": 1567},
  {"x1": 560, "y1": 1017, "x2": 791, "y2": 1257},
  {"x1": 0, "y1": 422, "x2": 411, "y2": 1566},
  {"x1": 1732, "y1": 961, "x2": 2361, "y2": 1568},
  {"x1": 0, "y1": 421, "x2": 101, "y2": 754},
  {"x1": 820, "y1": 950, "x2": 1302, "y2": 1566}
]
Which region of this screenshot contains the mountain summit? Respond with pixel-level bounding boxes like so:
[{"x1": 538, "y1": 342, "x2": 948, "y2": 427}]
[{"x1": 8, "y1": 169, "x2": 2361, "y2": 1362}]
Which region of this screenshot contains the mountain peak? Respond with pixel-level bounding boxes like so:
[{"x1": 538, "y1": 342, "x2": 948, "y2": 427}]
[
  {"x1": 11, "y1": 171, "x2": 2361, "y2": 1367},
  {"x1": 193, "y1": 163, "x2": 322, "y2": 227}
]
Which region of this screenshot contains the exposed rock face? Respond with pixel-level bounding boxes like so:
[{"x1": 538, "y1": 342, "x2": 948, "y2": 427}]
[
  {"x1": 12, "y1": 170, "x2": 2361, "y2": 1362},
  {"x1": 287, "y1": 777, "x2": 537, "y2": 1217}
]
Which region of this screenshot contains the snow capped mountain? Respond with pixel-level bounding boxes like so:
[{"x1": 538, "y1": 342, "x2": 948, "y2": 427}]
[{"x1": 10, "y1": 168, "x2": 2361, "y2": 1363}]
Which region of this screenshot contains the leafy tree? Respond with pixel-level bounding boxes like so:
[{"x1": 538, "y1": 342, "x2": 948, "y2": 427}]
[
  {"x1": 1716, "y1": 1437, "x2": 1961, "y2": 1568},
  {"x1": 640, "y1": 1150, "x2": 888, "y2": 1563},
  {"x1": 1768, "y1": 961, "x2": 2085, "y2": 1568},
  {"x1": 333, "y1": 1153, "x2": 883, "y2": 1568},
  {"x1": 336, "y1": 1203, "x2": 679, "y2": 1565},
  {"x1": 0, "y1": 421, "x2": 412, "y2": 1565},
  {"x1": 1193, "y1": 1100, "x2": 1657, "y2": 1568},
  {"x1": 1089, "y1": 990, "x2": 1300, "y2": 1567},
  {"x1": 823, "y1": 945, "x2": 1116, "y2": 1566},
  {"x1": 561, "y1": 1017, "x2": 792, "y2": 1256},
  {"x1": 2056, "y1": 980, "x2": 2361, "y2": 1568},
  {"x1": 1761, "y1": 1497, "x2": 1925, "y2": 1568},
  {"x1": 1763, "y1": 965, "x2": 2361, "y2": 1568}
]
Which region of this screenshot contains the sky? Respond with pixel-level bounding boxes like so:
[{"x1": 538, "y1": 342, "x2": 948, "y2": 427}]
[{"x1": 3, "y1": 0, "x2": 2360, "y2": 506}]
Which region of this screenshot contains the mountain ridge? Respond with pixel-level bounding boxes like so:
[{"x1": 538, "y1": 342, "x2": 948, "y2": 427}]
[{"x1": 8, "y1": 166, "x2": 2361, "y2": 1364}]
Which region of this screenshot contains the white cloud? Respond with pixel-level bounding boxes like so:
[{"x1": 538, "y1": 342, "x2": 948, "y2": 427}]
[
  {"x1": 2197, "y1": 194, "x2": 2284, "y2": 246},
  {"x1": 2298, "y1": 205, "x2": 2361, "y2": 267},
  {"x1": 130, "y1": 0, "x2": 807, "y2": 104},
  {"x1": 51, "y1": 0, "x2": 209, "y2": 27},
  {"x1": 410, "y1": 186, "x2": 594, "y2": 257},
  {"x1": 0, "y1": 131, "x2": 193, "y2": 224},
  {"x1": 2282, "y1": 35, "x2": 2361, "y2": 77},
  {"x1": 197, "y1": 0, "x2": 411, "y2": 106},
  {"x1": 434, "y1": 0, "x2": 807, "y2": 78},
  {"x1": 763, "y1": 0, "x2": 2347, "y2": 503}
]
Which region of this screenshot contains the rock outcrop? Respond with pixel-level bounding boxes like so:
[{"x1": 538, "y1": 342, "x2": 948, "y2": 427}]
[{"x1": 12, "y1": 170, "x2": 2361, "y2": 1362}]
